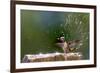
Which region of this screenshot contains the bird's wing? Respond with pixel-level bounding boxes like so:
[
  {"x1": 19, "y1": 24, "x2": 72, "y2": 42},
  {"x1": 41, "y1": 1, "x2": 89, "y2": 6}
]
[
  {"x1": 68, "y1": 40, "x2": 83, "y2": 49},
  {"x1": 55, "y1": 43, "x2": 64, "y2": 48}
]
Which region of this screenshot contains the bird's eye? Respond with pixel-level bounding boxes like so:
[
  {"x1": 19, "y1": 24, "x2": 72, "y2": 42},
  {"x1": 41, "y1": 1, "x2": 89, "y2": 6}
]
[{"x1": 68, "y1": 43, "x2": 71, "y2": 45}]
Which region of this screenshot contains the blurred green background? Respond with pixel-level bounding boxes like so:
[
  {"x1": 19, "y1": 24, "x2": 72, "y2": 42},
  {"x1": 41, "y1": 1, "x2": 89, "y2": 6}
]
[{"x1": 21, "y1": 10, "x2": 89, "y2": 61}]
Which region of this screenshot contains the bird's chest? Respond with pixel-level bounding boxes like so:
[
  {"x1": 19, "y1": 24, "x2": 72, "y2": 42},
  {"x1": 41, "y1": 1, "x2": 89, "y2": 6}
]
[{"x1": 62, "y1": 42, "x2": 68, "y2": 49}]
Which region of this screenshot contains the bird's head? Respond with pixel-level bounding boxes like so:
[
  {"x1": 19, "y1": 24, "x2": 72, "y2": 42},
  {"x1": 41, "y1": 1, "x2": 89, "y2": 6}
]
[{"x1": 57, "y1": 36, "x2": 65, "y2": 43}]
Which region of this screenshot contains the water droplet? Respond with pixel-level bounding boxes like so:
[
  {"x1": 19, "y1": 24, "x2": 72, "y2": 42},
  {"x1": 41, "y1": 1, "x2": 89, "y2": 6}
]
[
  {"x1": 55, "y1": 52, "x2": 60, "y2": 55},
  {"x1": 39, "y1": 53, "x2": 43, "y2": 56},
  {"x1": 79, "y1": 21, "x2": 82, "y2": 24}
]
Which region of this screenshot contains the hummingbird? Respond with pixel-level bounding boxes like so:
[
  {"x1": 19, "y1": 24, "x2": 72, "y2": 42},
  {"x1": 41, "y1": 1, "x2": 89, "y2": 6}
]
[
  {"x1": 56, "y1": 36, "x2": 69, "y2": 60},
  {"x1": 56, "y1": 36, "x2": 82, "y2": 60}
]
